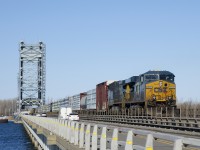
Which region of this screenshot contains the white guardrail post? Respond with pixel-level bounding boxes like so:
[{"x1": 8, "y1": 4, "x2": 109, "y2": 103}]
[
  {"x1": 111, "y1": 128, "x2": 118, "y2": 150},
  {"x1": 56, "y1": 119, "x2": 59, "y2": 135},
  {"x1": 173, "y1": 139, "x2": 183, "y2": 150},
  {"x1": 61, "y1": 120, "x2": 65, "y2": 138},
  {"x1": 67, "y1": 121, "x2": 71, "y2": 141},
  {"x1": 125, "y1": 130, "x2": 133, "y2": 150},
  {"x1": 92, "y1": 125, "x2": 98, "y2": 150},
  {"x1": 85, "y1": 124, "x2": 91, "y2": 150},
  {"x1": 79, "y1": 123, "x2": 85, "y2": 148},
  {"x1": 74, "y1": 122, "x2": 79, "y2": 145},
  {"x1": 64, "y1": 120, "x2": 68, "y2": 140},
  {"x1": 100, "y1": 127, "x2": 107, "y2": 150},
  {"x1": 58, "y1": 120, "x2": 62, "y2": 137},
  {"x1": 145, "y1": 134, "x2": 154, "y2": 150},
  {"x1": 70, "y1": 121, "x2": 75, "y2": 143}
]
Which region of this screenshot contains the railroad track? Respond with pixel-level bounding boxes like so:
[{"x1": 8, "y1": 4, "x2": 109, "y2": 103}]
[{"x1": 79, "y1": 114, "x2": 200, "y2": 134}]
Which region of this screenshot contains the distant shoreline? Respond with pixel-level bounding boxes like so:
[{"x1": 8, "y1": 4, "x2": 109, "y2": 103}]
[{"x1": 5, "y1": 116, "x2": 14, "y2": 121}]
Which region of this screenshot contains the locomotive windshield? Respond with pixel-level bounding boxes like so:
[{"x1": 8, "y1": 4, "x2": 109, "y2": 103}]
[
  {"x1": 160, "y1": 75, "x2": 174, "y2": 82},
  {"x1": 144, "y1": 74, "x2": 158, "y2": 81}
]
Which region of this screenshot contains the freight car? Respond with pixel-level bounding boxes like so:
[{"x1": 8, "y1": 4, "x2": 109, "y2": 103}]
[
  {"x1": 96, "y1": 81, "x2": 114, "y2": 111},
  {"x1": 108, "y1": 70, "x2": 176, "y2": 110}
]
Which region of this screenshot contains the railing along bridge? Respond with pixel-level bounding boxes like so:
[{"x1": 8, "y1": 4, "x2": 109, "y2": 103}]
[{"x1": 22, "y1": 115, "x2": 200, "y2": 150}]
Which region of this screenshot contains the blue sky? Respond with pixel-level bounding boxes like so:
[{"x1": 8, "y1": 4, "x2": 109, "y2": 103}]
[{"x1": 0, "y1": 1, "x2": 200, "y2": 102}]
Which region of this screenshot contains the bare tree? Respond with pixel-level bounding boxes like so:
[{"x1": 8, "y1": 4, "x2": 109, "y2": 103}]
[{"x1": 0, "y1": 98, "x2": 17, "y2": 116}]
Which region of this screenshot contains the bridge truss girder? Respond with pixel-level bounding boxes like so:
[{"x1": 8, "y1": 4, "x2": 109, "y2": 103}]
[{"x1": 18, "y1": 42, "x2": 46, "y2": 110}]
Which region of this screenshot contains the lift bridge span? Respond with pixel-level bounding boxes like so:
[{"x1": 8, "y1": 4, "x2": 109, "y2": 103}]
[{"x1": 18, "y1": 41, "x2": 46, "y2": 110}]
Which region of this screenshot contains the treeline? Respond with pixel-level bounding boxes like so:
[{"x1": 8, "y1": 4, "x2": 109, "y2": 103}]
[
  {"x1": 0, "y1": 98, "x2": 17, "y2": 116},
  {"x1": 177, "y1": 100, "x2": 200, "y2": 109}
]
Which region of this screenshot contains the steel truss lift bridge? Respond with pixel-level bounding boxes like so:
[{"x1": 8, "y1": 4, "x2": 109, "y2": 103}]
[{"x1": 18, "y1": 42, "x2": 46, "y2": 110}]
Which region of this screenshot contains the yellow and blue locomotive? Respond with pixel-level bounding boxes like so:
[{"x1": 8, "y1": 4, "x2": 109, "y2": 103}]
[{"x1": 108, "y1": 70, "x2": 176, "y2": 109}]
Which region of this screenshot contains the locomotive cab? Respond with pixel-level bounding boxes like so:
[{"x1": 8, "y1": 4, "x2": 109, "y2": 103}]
[{"x1": 144, "y1": 71, "x2": 176, "y2": 107}]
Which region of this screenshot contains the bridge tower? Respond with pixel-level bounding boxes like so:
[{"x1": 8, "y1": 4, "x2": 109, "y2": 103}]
[{"x1": 18, "y1": 41, "x2": 46, "y2": 110}]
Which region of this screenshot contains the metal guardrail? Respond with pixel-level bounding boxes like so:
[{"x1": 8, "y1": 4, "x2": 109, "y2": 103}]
[
  {"x1": 22, "y1": 119, "x2": 48, "y2": 150},
  {"x1": 22, "y1": 115, "x2": 200, "y2": 150}
]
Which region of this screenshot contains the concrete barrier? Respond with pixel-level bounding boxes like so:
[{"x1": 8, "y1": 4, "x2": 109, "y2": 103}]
[{"x1": 22, "y1": 115, "x2": 200, "y2": 150}]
